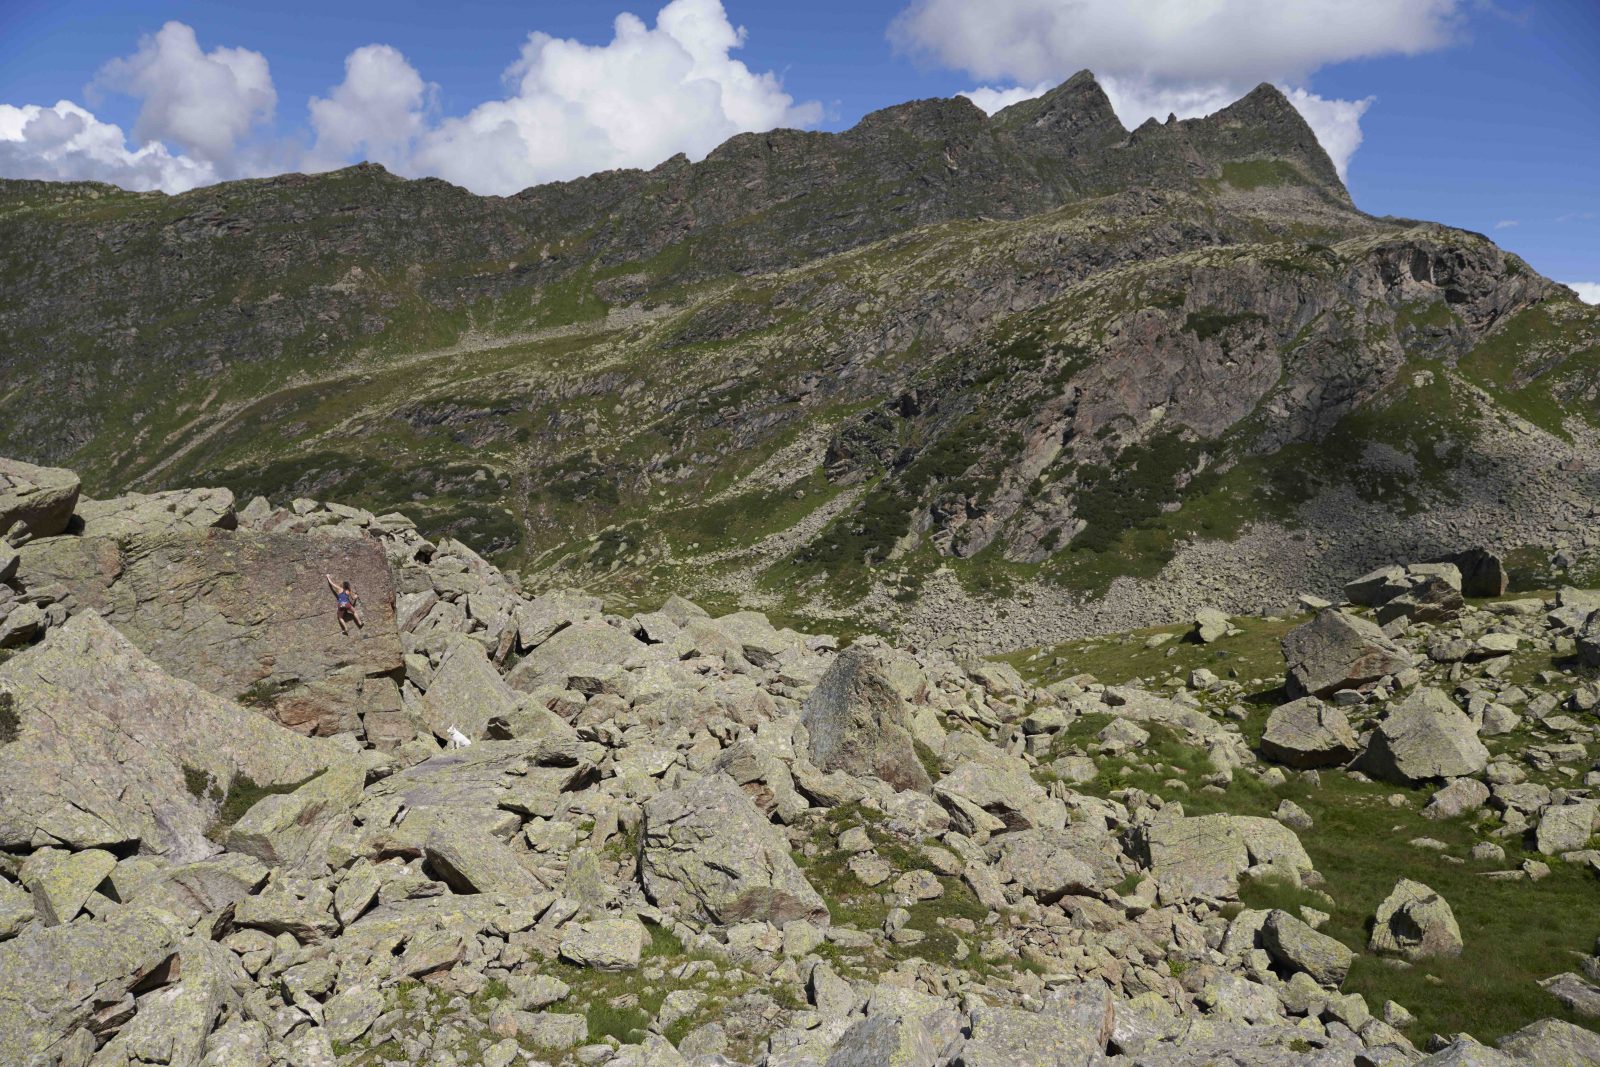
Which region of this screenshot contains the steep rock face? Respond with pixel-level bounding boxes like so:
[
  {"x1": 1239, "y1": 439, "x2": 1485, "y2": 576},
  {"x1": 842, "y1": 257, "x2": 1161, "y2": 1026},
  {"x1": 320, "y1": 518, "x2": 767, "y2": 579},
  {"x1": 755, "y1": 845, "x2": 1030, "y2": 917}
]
[
  {"x1": 0, "y1": 613, "x2": 343, "y2": 860},
  {"x1": 16, "y1": 527, "x2": 403, "y2": 737}
]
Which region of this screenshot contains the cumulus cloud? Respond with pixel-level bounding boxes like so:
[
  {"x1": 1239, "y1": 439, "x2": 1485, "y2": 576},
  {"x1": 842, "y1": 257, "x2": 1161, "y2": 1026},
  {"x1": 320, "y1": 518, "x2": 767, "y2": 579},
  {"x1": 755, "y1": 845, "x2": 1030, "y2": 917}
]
[
  {"x1": 914, "y1": 0, "x2": 1463, "y2": 180},
  {"x1": 0, "y1": 3, "x2": 816, "y2": 197},
  {"x1": 93, "y1": 21, "x2": 275, "y2": 168},
  {"x1": 307, "y1": 45, "x2": 435, "y2": 171},
  {"x1": 393, "y1": 0, "x2": 821, "y2": 194},
  {"x1": 1565, "y1": 282, "x2": 1600, "y2": 305},
  {"x1": 0, "y1": 101, "x2": 216, "y2": 191}
]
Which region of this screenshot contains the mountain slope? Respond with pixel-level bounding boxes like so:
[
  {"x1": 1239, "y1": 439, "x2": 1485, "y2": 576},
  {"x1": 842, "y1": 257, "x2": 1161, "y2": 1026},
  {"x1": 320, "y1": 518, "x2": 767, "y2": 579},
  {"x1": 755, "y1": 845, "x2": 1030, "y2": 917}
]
[{"x1": 1, "y1": 73, "x2": 1597, "y2": 646}]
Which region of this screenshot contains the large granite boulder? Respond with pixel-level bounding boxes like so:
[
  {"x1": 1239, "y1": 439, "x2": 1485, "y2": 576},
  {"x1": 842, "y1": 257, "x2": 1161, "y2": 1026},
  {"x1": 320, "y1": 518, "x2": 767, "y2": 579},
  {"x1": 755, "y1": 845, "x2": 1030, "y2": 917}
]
[
  {"x1": 17, "y1": 527, "x2": 403, "y2": 737},
  {"x1": 1281, "y1": 609, "x2": 1412, "y2": 699},
  {"x1": 1358, "y1": 688, "x2": 1489, "y2": 784},
  {"x1": 507, "y1": 620, "x2": 652, "y2": 691},
  {"x1": 0, "y1": 456, "x2": 80, "y2": 539},
  {"x1": 1263, "y1": 909, "x2": 1352, "y2": 988},
  {"x1": 1259, "y1": 697, "x2": 1358, "y2": 768},
  {"x1": 641, "y1": 773, "x2": 828, "y2": 927},
  {"x1": 801, "y1": 645, "x2": 931, "y2": 793},
  {"x1": 1535, "y1": 799, "x2": 1600, "y2": 855},
  {"x1": 0, "y1": 612, "x2": 345, "y2": 861}
]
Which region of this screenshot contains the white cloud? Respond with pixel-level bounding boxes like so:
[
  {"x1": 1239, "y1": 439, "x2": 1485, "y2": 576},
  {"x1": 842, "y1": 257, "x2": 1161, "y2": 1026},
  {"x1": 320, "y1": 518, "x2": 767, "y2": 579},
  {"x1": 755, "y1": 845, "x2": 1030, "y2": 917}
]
[
  {"x1": 0, "y1": 100, "x2": 216, "y2": 191},
  {"x1": 397, "y1": 0, "x2": 821, "y2": 194},
  {"x1": 307, "y1": 45, "x2": 434, "y2": 171},
  {"x1": 1494, "y1": 219, "x2": 1519, "y2": 229},
  {"x1": 892, "y1": 0, "x2": 1461, "y2": 86},
  {"x1": 910, "y1": 0, "x2": 1463, "y2": 181},
  {"x1": 299, "y1": 0, "x2": 821, "y2": 195},
  {"x1": 93, "y1": 21, "x2": 275, "y2": 168},
  {"x1": 959, "y1": 78, "x2": 1373, "y2": 179},
  {"x1": 1565, "y1": 282, "x2": 1600, "y2": 305}
]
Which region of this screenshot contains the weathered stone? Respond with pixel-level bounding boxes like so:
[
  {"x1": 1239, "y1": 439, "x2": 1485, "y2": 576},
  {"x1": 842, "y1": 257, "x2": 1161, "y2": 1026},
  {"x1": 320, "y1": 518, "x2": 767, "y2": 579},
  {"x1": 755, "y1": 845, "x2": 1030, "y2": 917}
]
[
  {"x1": 991, "y1": 829, "x2": 1099, "y2": 903},
  {"x1": 1359, "y1": 688, "x2": 1488, "y2": 784},
  {"x1": 420, "y1": 635, "x2": 520, "y2": 742},
  {"x1": 960, "y1": 1000, "x2": 1110, "y2": 1066},
  {"x1": 1263, "y1": 909, "x2": 1351, "y2": 988},
  {"x1": 1535, "y1": 799, "x2": 1599, "y2": 855},
  {"x1": 1139, "y1": 814, "x2": 1249, "y2": 902},
  {"x1": 0, "y1": 904, "x2": 184, "y2": 1062},
  {"x1": 1422, "y1": 778, "x2": 1490, "y2": 821},
  {"x1": 26, "y1": 847, "x2": 116, "y2": 926},
  {"x1": 423, "y1": 819, "x2": 546, "y2": 898},
  {"x1": 1376, "y1": 574, "x2": 1464, "y2": 626},
  {"x1": 641, "y1": 773, "x2": 828, "y2": 927},
  {"x1": 1498, "y1": 1018, "x2": 1600, "y2": 1065},
  {"x1": 1370, "y1": 879, "x2": 1462, "y2": 960},
  {"x1": 507, "y1": 620, "x2": 647, "y2": 690},
  {"x1": 0, "y1": 613, "x2": 342, "y2": 861},
  {"x1": 16, "y1": 528, "x2": 403, "y2": 737},
  {"x1": 1345, "y1": 565, "x2": 1407, "y2": 606},
  {"x1": 225, "y1": 761, "x2": 366, "y2": 872},
  {"x1": 802, "y1": 645, "x2": 931, "y2": 793},
  {"x1": 559, "y1": 916, "x2": 644, "y2": 970},
  {"x1": 1431, "y1": 549, "x2": 1509, "y2": 599},
  {"x1": 1259, "y1": 697, "x2": 1358, "y2": 768},
  {"x1": 1281, "y1": 609, "x2": 1412, "y2": 699},
  {"x1": 0, "y1": 457, "x2": 80, "y2": 539},
  {"x1": 1192, "y1": 608, "x2": 1231, "y2": 644}
]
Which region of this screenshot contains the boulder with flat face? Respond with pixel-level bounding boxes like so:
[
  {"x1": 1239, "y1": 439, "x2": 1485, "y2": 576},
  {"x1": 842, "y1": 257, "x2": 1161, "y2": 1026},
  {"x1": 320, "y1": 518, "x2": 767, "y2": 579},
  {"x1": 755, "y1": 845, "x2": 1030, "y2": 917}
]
[
  {"x1": 1370, "y1": 879, "x2": 1462, "y2": 960},
  {"x1": 1282, "y1": 609, "x2": 1413, "y2": 699},
  {"x1": 1359, "y1": 688, "x2": 1489, "y2": 784},
  {"x1": 0, "y1": 612, "x2": 345, "y2": 861},
  {"x1": 641, "y1": 773, "x2": 828, "y2": 927},
  {"x1": 801, "y1": 645, "x2": 931, "y2": 793},
  {"x1": 17, "y1": 527, "x2": 403, "y2": 738},
  {"x1": 0, "y1": 456, "x2": 80, "y2": 539}
]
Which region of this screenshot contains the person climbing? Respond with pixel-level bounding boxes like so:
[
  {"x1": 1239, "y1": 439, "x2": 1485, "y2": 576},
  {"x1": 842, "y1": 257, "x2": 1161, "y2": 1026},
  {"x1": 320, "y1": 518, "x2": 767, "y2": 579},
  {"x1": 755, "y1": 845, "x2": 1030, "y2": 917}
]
[{"x1": 326, "y1": 573, "x2": 363, "y2": 634}]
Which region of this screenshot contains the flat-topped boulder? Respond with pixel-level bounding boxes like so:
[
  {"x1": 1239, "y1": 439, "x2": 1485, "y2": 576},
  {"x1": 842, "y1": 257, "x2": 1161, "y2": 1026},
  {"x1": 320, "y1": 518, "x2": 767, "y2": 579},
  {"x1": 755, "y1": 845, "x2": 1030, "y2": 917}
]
[
  {"x1": 0, "y1": 612, "x2": 347, "y2": 861},
  {"x1": 17, "y1": 526, "x2": 403, "y2": 738},
  {"x1": 0, "y1": 456, "x2": 79, "y2": 539}
]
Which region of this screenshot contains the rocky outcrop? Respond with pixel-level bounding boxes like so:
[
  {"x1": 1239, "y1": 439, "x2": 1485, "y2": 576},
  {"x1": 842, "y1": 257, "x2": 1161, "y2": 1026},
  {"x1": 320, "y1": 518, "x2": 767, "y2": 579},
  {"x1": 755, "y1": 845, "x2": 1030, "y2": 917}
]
[
  {"x1": 73, "y1": 486, "x2": 236, "y2": 538},
  {"x1": 0, "y1": 612, "x2": 345, "y2": 860},
  {"x1": 801, "y1": 644, "x2": 932, "y2": 793},
  {"x1": 17, "y1": 526, "x2": 403, "y2": 738}
]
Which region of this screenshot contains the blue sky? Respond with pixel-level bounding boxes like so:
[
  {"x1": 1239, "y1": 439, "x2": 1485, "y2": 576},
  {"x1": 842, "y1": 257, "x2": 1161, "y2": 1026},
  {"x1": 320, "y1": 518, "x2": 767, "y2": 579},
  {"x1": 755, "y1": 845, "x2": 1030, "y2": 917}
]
[{"x1": 1, "y1": 0, "x2": 1596, "y2": 292}]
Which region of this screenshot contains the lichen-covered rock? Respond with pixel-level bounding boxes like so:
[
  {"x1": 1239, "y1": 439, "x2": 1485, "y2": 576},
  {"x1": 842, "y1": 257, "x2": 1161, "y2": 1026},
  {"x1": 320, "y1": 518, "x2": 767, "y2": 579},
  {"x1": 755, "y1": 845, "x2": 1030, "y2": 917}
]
[
  {"x1": 558, "y1": 916, "x2": 645, "y2": 970},
  {"x1": 0, "y1": 456, "x2": 79, "y2": 539},
  {"x1": 1359, "y1": 688, "x2": 1489, "y2": 784},
  {"x1": 1370, "y1": 879, "x2": 1463, "y2": 960},
  {"x1": 1498, "y1": 1018, "x2": 1600, "y2": 1064},
  {"x1": 24, "y1": 847, "x2": 116, "y2": 926},
  {"x1": 16, "y1": 528, "x2": 403, "y2": 737},
  {"x1": 642, "y1": 772, "x2": 828, "y2": 927},
  {"x1": 1259, "y1": 697, "x2": 1358, "y2": 768},
  {"x1": 224, "y1": 761, "x2": 366, "y2": 872},
  {"x1": 1534, "y1": 799, "x2": 1599, "y2": 855},
  {"x1": 1281, "y1": 609, "x2": 1413, "y2": 699},
  {"x1": 0, "y1": 613, "x2": 343, "y2": 861},
  {"x1": 0, "y1": 903, "x2": 185, "y2": 1062},
  {"x1": 802, "y1": 645, "x2": 932, "y2": 793},
  {"x1": 420, "y1": 635, "x2": 520, "y2": 742}
]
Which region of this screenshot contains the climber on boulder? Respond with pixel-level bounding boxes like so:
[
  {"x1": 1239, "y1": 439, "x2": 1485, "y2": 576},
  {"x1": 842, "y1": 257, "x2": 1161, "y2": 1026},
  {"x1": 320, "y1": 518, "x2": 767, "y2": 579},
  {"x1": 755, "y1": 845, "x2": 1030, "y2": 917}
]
[{"x1": 326, "y1": 573, "x2": 364, "y2": 634}]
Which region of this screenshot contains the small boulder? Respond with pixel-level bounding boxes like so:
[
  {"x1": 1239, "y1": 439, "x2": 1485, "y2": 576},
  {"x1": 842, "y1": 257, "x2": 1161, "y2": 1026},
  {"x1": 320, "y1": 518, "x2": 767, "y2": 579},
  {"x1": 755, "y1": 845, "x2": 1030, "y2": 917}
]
[
  {"x1": 1263, "y1": 909, "x2": 1352, "y2": 988},
  {"x1": 1192, "y1": 608, "x2": 1231, "y2": 644},
  {"x1": 1535, "y1": 799, "x2": 1599, "y2": 855},
  {"x1": 1370, "y1": 879, "x2": 1462, "y2": 960},
  {"x1": 559, "y1": 917, "x2": 645, "y2": 971},
  {"x1": 1260, "y1": 697, "x2": 1358, "y2": 769}
]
